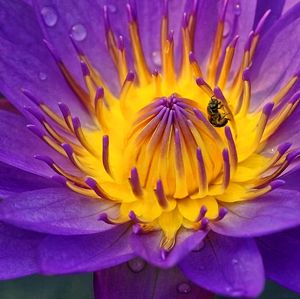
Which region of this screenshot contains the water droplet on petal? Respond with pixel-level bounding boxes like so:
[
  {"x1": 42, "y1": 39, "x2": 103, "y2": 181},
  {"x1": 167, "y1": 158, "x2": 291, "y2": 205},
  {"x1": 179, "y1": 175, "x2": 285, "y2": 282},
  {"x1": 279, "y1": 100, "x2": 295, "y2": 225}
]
[
  {"x1": 38, "y1": 72, "x2": 47, "y2": 81},
  {"x1": 231, "y1": 289, "x2": 245, "y2": 296},
  {"x1": 192, "y1": 241, "x2": 205, "y2": 252},
  {"x1": 107, "y1": 4, "x2": 117, "y2": 13},
  {"x1": 41, "y1": 6, "x2": 58, "y2": 27},
  {"x1": 223, "y1": 21, "x2": 231, "y2": 38},
  {"x1": 234, "y1": 1, "x2": 241, "y2": 16},
  {"x1": 231, "y1": 258, "x2": 238, "y2": 265},
  {"x1": 127, "y1": 258, "x2": 146, "y2": 273},
  {"x1": 152, "y1": 51, "x2": 162, "y2": 67},
  {"x1": 177, "y1": 282, "x2": 192, "y2": 294},
  {"x1": 70, "y1": 23, "x2": 87, "y2": 41}
]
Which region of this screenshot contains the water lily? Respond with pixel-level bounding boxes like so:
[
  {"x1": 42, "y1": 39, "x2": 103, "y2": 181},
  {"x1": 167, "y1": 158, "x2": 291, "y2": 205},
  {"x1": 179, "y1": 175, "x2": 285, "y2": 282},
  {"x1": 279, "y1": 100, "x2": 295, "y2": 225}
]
[{"x1": 1, "y1": 0, "x2": 300, "y2": 298}]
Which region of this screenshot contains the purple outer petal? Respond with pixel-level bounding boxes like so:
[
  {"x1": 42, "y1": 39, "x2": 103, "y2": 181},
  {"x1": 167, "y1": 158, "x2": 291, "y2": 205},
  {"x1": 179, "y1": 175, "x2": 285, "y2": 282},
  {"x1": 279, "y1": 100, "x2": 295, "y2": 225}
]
[
  {"x1": 0, "y1": 222, "x2": 44, "y2": 280},
  {"x1": 180, "y1": 232, "x2": 265, "y2": 298},
  {"x1": 0, "y1": 187, "x2": 118, "y2": 235},
  {"x1": 210, "y1": 189, "x2": 300, "y2": 237},
  {"x1": 0, "y1": 110, "x2": 55, "y2": 177},
  {"x1": 38, "y1": 224, "x2": 134, "y2": 274},
  {"x1": 253, "y1": 0, "x2": 285, "y2": 35},
  {"x1": 250, "y1": 2, "x2": 300, "y2": 107},
  {"x1": 0, "y1": 0, "x2": 91, "y2": 123},
  {"x1": 130, "y1": 229, "x2": 207, "y2": 268},
  {"x1": 94, "y1": 262, "x2": 214, "y2": 299},
  {"x1": 0, "y1": 162, "x2": 58, "y2": 198},
  {"x1": 257, "y1": 227, "x2": 300, "y2": 293},
  {"x1": 283, "y1": 0, "x2": 300, "y2": 14},
  {"x1": 33, "y1": 0, "x2": 120, "y2": 92}
]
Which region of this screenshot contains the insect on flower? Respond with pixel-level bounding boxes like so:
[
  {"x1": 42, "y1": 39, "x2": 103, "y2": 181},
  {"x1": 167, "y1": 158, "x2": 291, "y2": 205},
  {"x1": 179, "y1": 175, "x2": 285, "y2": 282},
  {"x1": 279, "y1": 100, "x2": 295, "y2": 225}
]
[
  {"x1": 207, "y1": 96, "x2": 229, "y2": 127},
  {"x1": 1, "y1": 1, "x2": 300, "y2": 299}
]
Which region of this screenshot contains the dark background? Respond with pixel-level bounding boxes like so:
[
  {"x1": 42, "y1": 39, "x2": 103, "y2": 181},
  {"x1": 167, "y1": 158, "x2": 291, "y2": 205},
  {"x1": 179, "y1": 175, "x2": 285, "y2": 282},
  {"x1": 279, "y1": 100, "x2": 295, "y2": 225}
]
[{"x1": 0, "y1": 274, "x2": 299, "y2": 299}]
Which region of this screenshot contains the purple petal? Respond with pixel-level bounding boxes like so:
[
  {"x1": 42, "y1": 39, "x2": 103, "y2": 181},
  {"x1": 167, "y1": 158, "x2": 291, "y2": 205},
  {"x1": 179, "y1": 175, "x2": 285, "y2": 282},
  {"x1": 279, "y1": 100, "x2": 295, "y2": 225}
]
[
  {"x1": 33, "y1": 0, "x2": 120, "y2": 92},
  {"x1": 283, "y1": 1, "x2": 300, "y2": 14},
  {"x1": 94, "y1": 263, "x2": 214, "y2": 299},
  {"x1": 0, "y1": 0, "x2": 91, "y2": 122},
  {"x1": 0, "y1": 162, "x2": 58, "y2": 198},
  {"x1": 38, "y1": 224, "x2": 134, "y2": 274},
  {"x1": 0, "y1": 187, "x2": 117, "y2": 235},
  {"x1": 211, "y1": 189, "x2": 300, "y2": 237},
  {"x1": 257, "y1": 227, "x2": 300, "y2": 293},
  {"x1": 130, "y1": 229, "x2": 207, "y2": 268},
  {"x1": 0, "y1": 222, "x2": 44, "y2": 279},
  {"x1": 180, "y1": 232, "x2": 265, "y2": 298},
  {"x1": 253, "y1": 0, "x2": 285, "y2": 35},
  {"x1": 250, "y1": 2, "x2": 300, "y2": 107},
  {"x1": 0, "y1": 110, "x2": 56, "y2": 177}
]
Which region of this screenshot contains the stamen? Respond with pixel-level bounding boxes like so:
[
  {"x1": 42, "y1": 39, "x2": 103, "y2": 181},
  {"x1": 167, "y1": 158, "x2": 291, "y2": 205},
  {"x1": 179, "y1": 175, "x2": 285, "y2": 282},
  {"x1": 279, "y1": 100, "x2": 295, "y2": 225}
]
[
  {"x1": 58, "y1": 102, "x2": 74, "y2": 132},
  {"x1": 216, "y1": 207, "x2": 228, "y2": 221},
  {"x1": 237, "y1": 68, "x2": 251, "y2": 116},
  {"x1": 72, "y1": 117, "x2": 98, "y2": 156},
  {"x1": 129, "y1": 167, "x2": 143, "y2": 197},
  {"x1": 102, "y1": 135, "x2": 111, "y2": 176},
  {"x1": 196, "y1": 148, "x2": 208, "y2": 196},
  {"x1": 207, "y1": 0, "x2": 229, "y2": 84},
  {"x1": 188, "y1": 0, "x2": 199, "y2": 48},
  {"x1": 22, "y1": 89, "x2": 69, "y2": 132},
  {"x1": 256, "y1": 102, "x2": 274, "y2": 145},
  {"x1": 85, "y1": 177, "x2": 110, "y2": 200},
  {"x1": 197, "y1": 205, "x2": 207, "y2": 221},
  {"x1": 189, "y1": 52, "x2": 203, "y2": 78},
  {"x1": 120, "y1": 71, "x2": 135, "y2": 103},
  {"x1": 222, "y1": 149, "x2": 230, "y2": 189},
  {"x1": 80, "y1": 61, "x2": 96, "y2": 101},
  {"x1": 225, "y1": 126, "x2": 238, "y2": 171},
  {"x1": 127, "y1": 3, "x2": 150, "y2": 84},
  {"x1": 116, "y1": 35, "x2": 128, "y2": 82},
  {"x1": 155, "y1": 180, "x2": 168, "y2": 208},
  {"x1": 162, "y1": 31, "x2": 175, "y2": 84},
  {"x1": 103, "y1": 5, "x2": 118, "y2": 65},
  {"x1": 217, "y1": 35, "x2": 239, "y2": 90}
]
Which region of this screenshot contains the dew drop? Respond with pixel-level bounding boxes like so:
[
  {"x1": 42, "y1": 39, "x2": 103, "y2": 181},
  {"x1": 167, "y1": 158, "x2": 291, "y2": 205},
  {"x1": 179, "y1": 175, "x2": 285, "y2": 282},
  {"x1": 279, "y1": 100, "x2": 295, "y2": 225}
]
[
  {"x1": 38, "y1": 72, "x2": 47, "y2": 81},
  {"x1": 41, "y1": 6, "x2": 58, "y2": 27},
  {"x1": 70, "y1": 23, "x2": 87, "y2": 41},
  {"x1": 234, "y1": 1, "x2": 241, "y2": 16},
  {"x1": 192, "y1": 241, "x2": 205, "y2": 252},
  {"x1": 231, "y1": 289, "x2": 245, "y2": 296},
  {"x1": 177, "y1": 282, "x2": 192, "y2": 294},
  {"x1": 107, "y1": 4, "x2": 117, "y2": 13},
  {"x1": 223, "y1": 21, "x2": 231, "y2": 38},
  {"x1": 231, "y1": 258, "x2": 238, "y2": 265},
  {"x1": 127, "y1": 258, "x2": 146, "y2": 273},
  {"x1": 152, "y1": 51, "x2": 162, "y2": 67}
]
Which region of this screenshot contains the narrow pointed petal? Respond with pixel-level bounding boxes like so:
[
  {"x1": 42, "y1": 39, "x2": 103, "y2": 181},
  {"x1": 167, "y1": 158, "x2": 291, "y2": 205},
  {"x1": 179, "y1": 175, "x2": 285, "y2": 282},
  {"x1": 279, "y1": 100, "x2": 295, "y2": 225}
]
[
  {"x1": 0, "y1": 162, "x2": 58, "y2": 198},
  {"x1": 211, "y1": 189, "x2": 300, "y2": 237},
  {"x1": 94, "y1": 263, "x2": 214, "y2": 299},
  {"x1": 180, "y1": 232, "x2": 265, "y2": 298},
  {"x1": 130, "y1": 229, "x2": 207, "y2": 268},
  {"x1": 0, "y1": 188, "x2": 116, "y2": 235},
  {"x1": 38, "y1": 224, "x2": 134, "y2": 274}
]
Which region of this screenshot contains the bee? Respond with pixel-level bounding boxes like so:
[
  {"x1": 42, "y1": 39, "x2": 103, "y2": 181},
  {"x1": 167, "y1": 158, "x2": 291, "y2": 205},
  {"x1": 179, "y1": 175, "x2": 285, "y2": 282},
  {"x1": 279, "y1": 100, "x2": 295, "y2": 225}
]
[{"x1": 207, "y1": 96, "x2": 229, "y2": 127}]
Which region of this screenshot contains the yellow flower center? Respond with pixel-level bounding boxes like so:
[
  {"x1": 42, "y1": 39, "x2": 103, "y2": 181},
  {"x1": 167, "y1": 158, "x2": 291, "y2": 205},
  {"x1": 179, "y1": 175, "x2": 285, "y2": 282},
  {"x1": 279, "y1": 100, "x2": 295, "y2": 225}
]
[{"x1": 25, "y1": 3, "x2": 300, "y2": 252}]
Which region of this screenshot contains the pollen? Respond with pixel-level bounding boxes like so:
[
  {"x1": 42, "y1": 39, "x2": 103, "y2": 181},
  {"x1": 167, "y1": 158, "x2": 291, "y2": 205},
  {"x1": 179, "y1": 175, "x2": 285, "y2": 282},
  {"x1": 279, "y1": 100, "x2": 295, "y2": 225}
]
[{"x1": 25, "y1": 1, "x2": 300, "y2": 255}]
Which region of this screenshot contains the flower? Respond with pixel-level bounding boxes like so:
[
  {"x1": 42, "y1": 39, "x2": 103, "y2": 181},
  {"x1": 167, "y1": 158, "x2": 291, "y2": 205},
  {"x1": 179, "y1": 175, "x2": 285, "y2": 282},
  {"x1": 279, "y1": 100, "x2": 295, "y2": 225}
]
[{"x1": 1, "y1": 0, "x2": 300, "y2": 298}]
